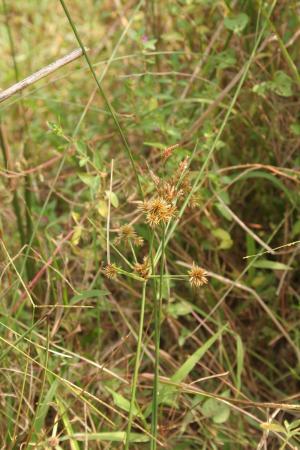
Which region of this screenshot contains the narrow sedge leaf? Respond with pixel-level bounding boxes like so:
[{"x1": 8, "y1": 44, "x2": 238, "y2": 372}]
[
  {"x1": 236, "y1": 335, "x2": 244, "y2": 391},
  {"x1": 60, "y1": 432, "x2": 149, "y2": 443},
  {"x1": 105, "y1": 386, "x2": 140, "y2": 417},
  {"x1": 70, "y1": 289, "x2": 109, "y2": 304},
  {"x1": 252, "y1": 260, "x2": 292, "y2": 271},
  {"x1": 171, "y1": 325, "x2": 227, "y2": 383},
  {"x1": 260, "y1": 422, "x2": 286, "y2": 433}
]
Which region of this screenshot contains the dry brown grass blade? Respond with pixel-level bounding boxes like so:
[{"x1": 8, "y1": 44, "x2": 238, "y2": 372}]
[{"x1": 0, "y1": 48, "x2": 84, "y2": 103}]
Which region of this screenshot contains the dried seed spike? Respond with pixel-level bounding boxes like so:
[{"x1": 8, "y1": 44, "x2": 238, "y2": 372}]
[{"x1": 162, "y1": 143, "x2": 179, "y2": 161}]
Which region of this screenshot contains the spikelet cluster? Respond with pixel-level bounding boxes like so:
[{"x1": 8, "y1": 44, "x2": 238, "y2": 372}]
[
  {"x1": 139, "y1": 197, "x2": 176, "y2": 228},
  {"x1": 134, "y1": 257, "x2": 150, "y2": 279},
  {"x1": 104, "y1": 263, "x2": 118, "y2": 279},
  {"x1": 115, "y1": 224, "x2": 144, "y2": 247},
  {"x1": 188, "y1": 263, "x2": 208, "y2": 288}
]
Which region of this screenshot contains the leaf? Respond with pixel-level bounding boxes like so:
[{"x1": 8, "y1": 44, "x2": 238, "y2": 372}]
[
  {"x1": 260, "y1": 422, "x2": 286, "y2": 433},
  {"x1": 70, "y1": 290, "x2": 109, "y2": 304},
  {"x1": 71, "y1": 225, "x2": 83, "y2": 246},
  {"x1": 105, "y1": 387, "x2": 140, "y2": 417},
  {"x1": 270, "y1": 71, "x2": 293, "y2": 97},
  {"x1": 252, "y1": 259, "x2": 292, "y2": 271},
  {"x1": 167, "y1": 301, "x2": 193, "y2": 319},
  {"x1": 253, "y1": 71, "x2": 293, "y2": 98},
  {"x1": 158, "y1": 325, "x2": 227, "y2": 409},
  {"x1": 238, "y1": 171, "x2": 296, "y2": 206},
  {"x1": 78, "y1": 173, "x2": 98, "y2": 189},
  {"x1": 34, "y1": 380, "x2": 58, "y2": 433},
  {"x1": 171, "y1": 325, "x2": 227, "y2": 384},
  {"x1": 292, "y1": 220, "x2": 300, "y2": 238},
  {"x1": 290, "y1": 122, "x2": 300, "y2": 136},
  {"x1": 215, "y1": 203, "x2": 233, "y2": 221},
  {"x1": 212, "y1": 228, "x2": 233, "y2": 250},
  {"x1": 143, "y1": 141, "x2": 166, "y2": 150},
  {"x1": 105, "y1": 191, "x2": 119, "y2": 208},
  {"x1": 60, "y1": 432, "x2": 149, "y2": 443},
  {"x1": 224, "y1": 13, "x2": 249, "y2": 34},
  {"x1": 98, "y1": 200, "x2": 108, "y2": 217},
  {"x1": 236, "y1": 335, "x2": 244, "y2": 391},
  {"x1": 202, "y1": 397, "x2": 230, "y2": 424}
]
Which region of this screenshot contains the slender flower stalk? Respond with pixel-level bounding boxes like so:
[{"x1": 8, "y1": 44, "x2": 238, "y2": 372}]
[
  {"x1": 125, "y1": 281, "x2": 148, "y2": 450},
  {"x1": 151, "y1": 225, "x2": 165, "y2": 449}
]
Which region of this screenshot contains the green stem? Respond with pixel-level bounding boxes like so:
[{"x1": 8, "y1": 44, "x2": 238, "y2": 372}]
[
  {"x1": 125, "y1": 281, "x2": 147, "y2": 450},
  {"x1": 59, "y1": 0, "x2": 144, "y2": 200},
  {"x1": 151, "y1": 225, "x2": 165, "y2": 449}
]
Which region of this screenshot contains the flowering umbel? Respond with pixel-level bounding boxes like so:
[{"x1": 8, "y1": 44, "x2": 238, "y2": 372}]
[
  {"x1": 188, "y1": 263, "x2": 208, "y2": 288},
  {"x1": 139, "y1": 197, "x2": 176, "y2": 228}
]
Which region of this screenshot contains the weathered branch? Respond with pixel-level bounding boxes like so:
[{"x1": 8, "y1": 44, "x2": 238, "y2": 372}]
[{"x1": 0, "y1": 48, "x2": 84, "y2": 104}]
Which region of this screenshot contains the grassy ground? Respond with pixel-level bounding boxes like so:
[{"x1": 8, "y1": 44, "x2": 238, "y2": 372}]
[{"x1": 1, "y1": 0, "x2": 300, "y2": 449}]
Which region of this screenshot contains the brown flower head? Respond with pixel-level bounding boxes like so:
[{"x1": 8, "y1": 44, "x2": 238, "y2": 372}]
[
  {"x1": 115, "y1": 224, "x2": 143, "y2": 247},
  {"x1": 188, "y1": 263, "x2": 208, "y2": 288},
  {"x1": 134, "y1": 257, "x2": 150, "y2": 279},
  {"x1": 157, "y1": 181, "x2": 178, "y2": 203},
  {"x1": 162, "y1": 143, "x2": 179, "y2": 162},
  {"x1": 140, "y1": 197, "x2": 176, "y2": 228},
  {"x1": 104, "y1": 263, "x2": 118, "y2": 280}
]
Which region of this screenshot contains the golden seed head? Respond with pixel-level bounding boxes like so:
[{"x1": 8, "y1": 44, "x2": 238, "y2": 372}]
[
  {"x1": 133, "y1": 236, "x2": 144, "y2": 247},
  {"x1": 157, "y1": 181, "x2": 178, "y2": 203},
  {"x1": 104, "y1": 263, "x2": 118, "y2": 280},
  {"x1": 188, "y1": 263, "x2": 208, "y2": 288},
  {"x1": 140, "y1": 197, "x2": 176, "y2": 228},
  {"x1": 115, "y1": 224, "x2": 143, "y2": 247},
  {"x1": 134, "y1": 257, "x2": 150, "y2": 279}
]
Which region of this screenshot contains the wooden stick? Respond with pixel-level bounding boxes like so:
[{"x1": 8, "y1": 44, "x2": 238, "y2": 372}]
[{"x1": 0, "y1": 48, "x2": 84, "y2": 104}]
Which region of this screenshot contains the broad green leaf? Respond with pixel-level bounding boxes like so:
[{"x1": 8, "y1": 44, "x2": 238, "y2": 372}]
[
  {"x1": 105, "y1": 387, "x2": 140, "y2": 417},
  {"x1": 212, "y1": 228, "x2": 233, "y2": 250},
  {"x1": 270, "y1": 71, "x2": 293, "y2": 97},
  {"x1": 290, "y1": 123, "x2": 300, "y2": 136},
  {"x1": 252, "y1": 259, "x2": 292, "y2": 271},
  {"x1": 215, "y1": 203, "x2": 233, "y2": 221},
  {"x1": 71, "y1": 225, "x2": 83, "y2": 246},
  {"x1": 253, "y1": 71, "x2": 293, "y2": 98},
  {"x1": 292, "y1": 220, "x2": 300, "y2": 238},
  {"x1": 105, "y1": 190, "x2": 119, "y2": 208},
  {"x1": 167, "y1": 301, "x2": 193, "y2": 318},
  {"x1": 78, "y1": 173, "x2": 98, "y2": 189},
  {"x1": 224, "y1": 13, "x2": 249, "y2": 34},
  {"x1": 98, "y1": 200, "x2": 108, "y2": 217},
  {"x1": 202, "y1": 397, "x2": 230, "y2": 424}
]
